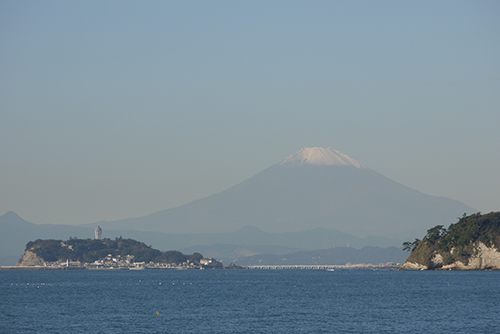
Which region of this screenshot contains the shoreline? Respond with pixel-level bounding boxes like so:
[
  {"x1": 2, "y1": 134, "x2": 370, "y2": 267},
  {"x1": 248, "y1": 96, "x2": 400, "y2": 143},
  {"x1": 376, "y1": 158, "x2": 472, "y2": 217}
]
[
  {"x1": 1, "y1": 264, "x2": 402, "y2": 271},
  {"x1": 0, "y1": 266, "x2": 86, "y2": 271}
]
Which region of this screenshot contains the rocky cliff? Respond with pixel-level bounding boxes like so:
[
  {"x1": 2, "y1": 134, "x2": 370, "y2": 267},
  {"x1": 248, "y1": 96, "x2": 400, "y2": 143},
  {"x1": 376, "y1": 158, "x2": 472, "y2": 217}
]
[
  {"x1": 401, "y1": 212, "x2": 500, "y2": 270},
  {"x1": 402, "y1": 242, "x2": 500, "y2": 270},
  {"x1": 16, "y1": 250, "x2": 45, "y2": 266}
]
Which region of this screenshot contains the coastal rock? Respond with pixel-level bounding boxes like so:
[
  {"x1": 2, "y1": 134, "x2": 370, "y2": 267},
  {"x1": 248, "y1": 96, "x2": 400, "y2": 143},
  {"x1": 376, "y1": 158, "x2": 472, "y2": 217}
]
[
  {"x1": 402, "y1": 242, "x2": 500, "y2": 270},
  {"x1": 16, "y1": 251, "x2": 45, "y2": 266},
  {"x1": 400, "y1": 262, "x2": 427, "y2": 270},
  {"x1": 470, "y1": 243, "x2": 500, "y2": 268},
  {"x1": 431, "y1": 253, "x2": 443, "y2": 267},
  {"x1": 441, "y1": 243, "x2": 500, "y2": 270},
  {"x1": 400, "y1": 254, "x2": 443, "y2": 270},
  {"x1": 401, "y1": 212, "x2": 500, "y2": 270}
]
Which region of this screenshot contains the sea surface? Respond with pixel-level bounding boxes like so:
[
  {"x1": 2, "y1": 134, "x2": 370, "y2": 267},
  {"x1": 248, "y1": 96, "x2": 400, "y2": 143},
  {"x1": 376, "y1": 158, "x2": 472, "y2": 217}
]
[{"x1": 1, "y1": 269, "x2": 499, "y2": 333}]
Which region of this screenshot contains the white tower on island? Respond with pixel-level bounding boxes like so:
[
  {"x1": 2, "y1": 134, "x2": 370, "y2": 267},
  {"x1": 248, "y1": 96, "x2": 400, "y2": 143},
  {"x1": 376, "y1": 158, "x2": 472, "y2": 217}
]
[{"x1": 95, "y1": 225, "x2": 102, "y2": 240}]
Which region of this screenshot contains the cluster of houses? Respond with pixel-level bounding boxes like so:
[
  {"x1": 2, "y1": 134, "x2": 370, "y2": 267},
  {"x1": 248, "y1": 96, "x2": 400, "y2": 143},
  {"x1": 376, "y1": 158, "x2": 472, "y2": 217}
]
[
  {"x1": 43, "y1": 254, "x2": 222, "y2": 270},
  {"x1": 86, "y1": 254, "x2": 221, "y2": 270}
]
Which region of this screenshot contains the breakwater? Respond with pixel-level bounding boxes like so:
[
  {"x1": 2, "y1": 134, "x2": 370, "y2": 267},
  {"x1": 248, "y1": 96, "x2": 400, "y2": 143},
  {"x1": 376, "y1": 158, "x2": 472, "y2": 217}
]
[{"x1": 246, "y1": 263, "x2": 401, "y2": 270}]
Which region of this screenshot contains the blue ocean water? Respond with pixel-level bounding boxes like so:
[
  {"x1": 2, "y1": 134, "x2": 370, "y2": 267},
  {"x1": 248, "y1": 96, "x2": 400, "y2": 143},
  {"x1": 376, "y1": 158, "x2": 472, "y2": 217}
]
[{"x1": 1, "y1": 269, "x2": 499, "y2": 333}]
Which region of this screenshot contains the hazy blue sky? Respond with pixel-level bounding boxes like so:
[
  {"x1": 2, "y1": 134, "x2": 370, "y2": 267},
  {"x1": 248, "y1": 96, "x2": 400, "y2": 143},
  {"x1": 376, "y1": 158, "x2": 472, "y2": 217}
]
[{"x1": 1, "y1": 1, "x2": 499, "y2": 225}]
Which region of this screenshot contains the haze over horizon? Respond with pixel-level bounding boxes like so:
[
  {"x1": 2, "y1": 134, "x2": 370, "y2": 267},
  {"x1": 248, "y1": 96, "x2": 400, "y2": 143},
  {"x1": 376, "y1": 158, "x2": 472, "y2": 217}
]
[{"x1": 1, "y1": 1, "x2": 499, "y2": 226}]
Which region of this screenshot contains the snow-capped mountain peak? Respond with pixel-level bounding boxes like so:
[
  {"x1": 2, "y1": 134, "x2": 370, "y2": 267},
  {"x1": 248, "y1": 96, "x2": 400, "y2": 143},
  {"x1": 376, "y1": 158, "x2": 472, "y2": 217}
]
[{"x1": 278, "y1": 147, "x2": 365, "y2": 169}]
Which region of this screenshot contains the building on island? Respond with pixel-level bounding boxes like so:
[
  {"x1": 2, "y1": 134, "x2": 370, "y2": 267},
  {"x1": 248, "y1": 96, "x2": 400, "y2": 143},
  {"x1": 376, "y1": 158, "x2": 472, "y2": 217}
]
[{"x1": 95, "y1": 226, "x2": 102, "y2": 240}]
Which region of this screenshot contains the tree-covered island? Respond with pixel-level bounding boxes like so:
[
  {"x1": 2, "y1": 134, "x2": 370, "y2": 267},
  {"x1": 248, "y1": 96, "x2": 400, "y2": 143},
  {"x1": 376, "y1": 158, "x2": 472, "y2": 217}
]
[
  {"x1": 16, "y1": 237, "x2": 225, "y2": 269},
  {"x1": 401, "y1": 212, "x2": 500, "y2": 270}
]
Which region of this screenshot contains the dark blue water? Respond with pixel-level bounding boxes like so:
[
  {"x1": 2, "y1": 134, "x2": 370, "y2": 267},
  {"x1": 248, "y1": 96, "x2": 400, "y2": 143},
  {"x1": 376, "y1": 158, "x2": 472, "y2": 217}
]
[{"x1": 1, "y1": 269, "x2": 499, "y2": 333}]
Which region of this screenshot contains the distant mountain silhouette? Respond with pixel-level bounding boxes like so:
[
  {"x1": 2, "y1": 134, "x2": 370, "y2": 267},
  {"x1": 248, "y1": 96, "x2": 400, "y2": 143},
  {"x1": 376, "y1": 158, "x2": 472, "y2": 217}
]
[
  {"x1": 1, "y1": 148, "x2": 476, "y2": 266},
  {"x1": 0, "y1": 211, "x2": 400, "y2": 266},
  {"x1": 0, "y1": 211, "x2": 96, "y2": 265},
  {"x1": 92, "y1": 147, "x2": 475, "y2": 240},
  {"x1": 231, "y1": 245, "x2": 408, "y2": 266}
]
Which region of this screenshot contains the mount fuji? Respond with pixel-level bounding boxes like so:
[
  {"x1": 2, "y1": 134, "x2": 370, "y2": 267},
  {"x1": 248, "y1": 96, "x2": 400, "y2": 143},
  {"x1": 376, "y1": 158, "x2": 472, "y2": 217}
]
[{"x1": 93, "y1": 147, "x2": 475, "y2": 240}]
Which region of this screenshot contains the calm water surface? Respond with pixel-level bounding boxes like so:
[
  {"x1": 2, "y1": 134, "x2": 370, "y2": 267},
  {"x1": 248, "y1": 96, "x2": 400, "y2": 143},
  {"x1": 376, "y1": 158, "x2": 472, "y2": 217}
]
[{"x1": 1, "y1": 269, "x2": 499, "y2": 333}]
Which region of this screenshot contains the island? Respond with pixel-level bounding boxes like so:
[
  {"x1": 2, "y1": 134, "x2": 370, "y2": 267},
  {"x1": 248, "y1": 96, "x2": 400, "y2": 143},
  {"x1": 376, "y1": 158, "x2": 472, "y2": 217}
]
[
  {"x1": 401, "y1": 212, "x2": 500, "y2": 270},
  {"x1": 12, "y1": 237, "x2": 226, "y2": 270}
]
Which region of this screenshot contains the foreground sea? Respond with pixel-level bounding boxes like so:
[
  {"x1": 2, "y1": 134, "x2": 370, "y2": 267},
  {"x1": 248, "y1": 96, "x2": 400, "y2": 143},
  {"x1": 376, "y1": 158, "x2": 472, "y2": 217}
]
[{"x1": 1, "y1": 269, "x2": 499, "y2": 333}]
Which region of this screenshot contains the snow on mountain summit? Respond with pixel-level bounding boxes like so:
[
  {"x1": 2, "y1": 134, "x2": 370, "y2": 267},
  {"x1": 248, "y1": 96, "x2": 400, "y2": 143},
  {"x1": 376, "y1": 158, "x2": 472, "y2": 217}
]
[{"x1": 278, "y1": 147, "x2": 365, "y2": 169}]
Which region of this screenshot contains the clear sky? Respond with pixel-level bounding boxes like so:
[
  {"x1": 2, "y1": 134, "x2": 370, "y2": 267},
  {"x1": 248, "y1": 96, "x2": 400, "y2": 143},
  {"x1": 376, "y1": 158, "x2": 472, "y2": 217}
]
[{"x1": 1, "y1": 1, "x2": 499, "y2": 225}]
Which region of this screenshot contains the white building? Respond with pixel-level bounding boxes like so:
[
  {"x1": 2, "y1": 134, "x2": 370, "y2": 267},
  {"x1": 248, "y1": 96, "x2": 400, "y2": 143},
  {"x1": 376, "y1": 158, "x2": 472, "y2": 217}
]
[{"x1": 95, "y1": 226, "x2": 102, "y2": 240}]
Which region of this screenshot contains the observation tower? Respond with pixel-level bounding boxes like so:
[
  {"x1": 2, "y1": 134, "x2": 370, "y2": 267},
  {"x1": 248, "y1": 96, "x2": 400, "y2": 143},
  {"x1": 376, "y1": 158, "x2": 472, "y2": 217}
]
[{"x1": 95, "y1": 226, "x2": 102, "y2": 240}]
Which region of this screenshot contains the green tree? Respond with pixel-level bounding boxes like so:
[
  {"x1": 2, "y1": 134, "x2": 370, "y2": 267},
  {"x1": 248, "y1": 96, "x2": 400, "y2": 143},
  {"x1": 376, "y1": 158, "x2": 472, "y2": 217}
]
[
  {"x1": 426, "y1": 225, "x2": 446, "y2": 244},
  {"x1": 402, "y1": 238, "x2": 421, "y2": 252}
]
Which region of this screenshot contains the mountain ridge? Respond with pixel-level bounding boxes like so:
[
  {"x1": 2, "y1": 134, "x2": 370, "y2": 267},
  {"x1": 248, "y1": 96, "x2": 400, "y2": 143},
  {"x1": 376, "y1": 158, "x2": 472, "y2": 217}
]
[
  {"x1": 0, "y1": 211, "x2": 402, "y2": 265},
  {"x1": 232, "y1": 245, "x2": 407, "y2": 266},
  {"x1": 90, "y1": 161, "x2": 474, "y2": 238},
  {"x1": 0, "y1": 147, "x2": 477, "y2": 265}
]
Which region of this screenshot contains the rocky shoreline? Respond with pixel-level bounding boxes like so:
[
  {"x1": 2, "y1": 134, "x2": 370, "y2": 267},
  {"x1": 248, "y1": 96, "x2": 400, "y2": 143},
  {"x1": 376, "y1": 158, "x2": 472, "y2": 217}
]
[{"x1": 401, "y1": 242, "x2": 500, "y2": 270}]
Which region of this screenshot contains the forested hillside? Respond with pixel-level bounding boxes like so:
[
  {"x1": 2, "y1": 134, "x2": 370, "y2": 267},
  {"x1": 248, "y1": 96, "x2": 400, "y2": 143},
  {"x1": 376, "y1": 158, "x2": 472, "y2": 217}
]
[
  {"x1": 25, "y1": 237, "x2": 203, "y2": 264},
  {"x1": 403, "y1": 212, "x2": 500, "y2": 269}
]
